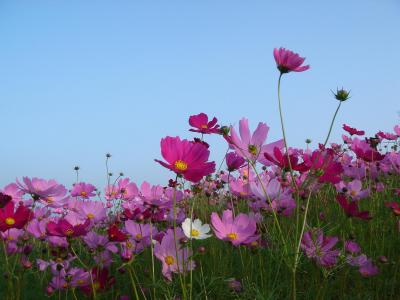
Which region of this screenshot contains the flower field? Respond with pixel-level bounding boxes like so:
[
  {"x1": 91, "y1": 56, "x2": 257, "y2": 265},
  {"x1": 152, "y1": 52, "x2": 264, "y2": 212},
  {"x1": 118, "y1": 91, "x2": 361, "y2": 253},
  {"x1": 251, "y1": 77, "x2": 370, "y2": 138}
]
[{"x1": 1, "y1": 48, "x2": 399, "y2": 300}]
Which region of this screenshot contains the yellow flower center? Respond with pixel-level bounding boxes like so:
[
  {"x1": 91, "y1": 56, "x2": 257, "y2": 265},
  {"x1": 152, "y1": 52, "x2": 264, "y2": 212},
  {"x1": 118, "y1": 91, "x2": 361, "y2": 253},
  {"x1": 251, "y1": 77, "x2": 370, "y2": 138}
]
[
  {"x1": 350, "y1": 190, "x2": 357, "y2": 196},
  {"x1": 77, "y1": 279, "x2": 85, "y2": 285},
  {"x1": 5, "y1": 217, "x2": 15, "y2": 226},
  {"x1": 165, "y1": 255, "x2": 175, "y2": 266},
  {"x1": 227, "y1": 232, "x2": 237, "y2": 240},
  {"x1": 248, "y1": 144, "x2": 258, "y2": 155},
  {"x1": 191, "y1": 229, "x2": 200, "y2": 237},
  {"x1": 201, "y1": 124, "x2": 208, "y2": 129},
  {"x1": 65, "y1": 229, "x2": 74, "y2": 236},
  {"x1": 174, "y1": 160, "x2": 188, "y2": 171},
  {"x1": 46, "y1": 197, "x2": 54, "y2": 203},
  {"x1": 80, "y1": 191, "x2": 87, "y2": 197},
  {"x1": 87, "y1": 213, "x2": 94, "y2": 219},
  {"x1": 126, "y1": 241, "x2": 133, "y2": 248},
  {"x1": 93, "y1": 282, "x2": 100, "y2": 290},
  {"x1": 135, "y1": 233, "x2": 142, "y2": 239}
]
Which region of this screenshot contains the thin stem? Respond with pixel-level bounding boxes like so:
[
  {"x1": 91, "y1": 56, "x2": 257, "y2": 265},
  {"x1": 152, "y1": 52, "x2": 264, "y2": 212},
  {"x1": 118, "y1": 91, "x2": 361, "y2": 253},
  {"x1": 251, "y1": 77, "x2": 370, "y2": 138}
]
[{"x1": 323, "y1": 101, "x2": 342, "y2": 146}]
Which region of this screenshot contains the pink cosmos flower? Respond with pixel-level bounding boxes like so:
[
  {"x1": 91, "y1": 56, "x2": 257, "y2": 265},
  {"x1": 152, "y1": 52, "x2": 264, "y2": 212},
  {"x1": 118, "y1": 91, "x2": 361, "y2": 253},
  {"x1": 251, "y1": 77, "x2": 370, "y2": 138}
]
[
  {"x1": 301, "y1": 229, "x2": 340, "y2": 267},
  {"x1": 343, "y1": 124, "x2": 365, "y2": 136},
  {"x1": 16, "y1": 177, "x2": 67, "y2": 201},
  {"x1": 117, "y1": 178, "x2": 139, "y2": 201},
  {"x1": 155, "y1": 136, "x2": 216, "y2": 183},
  {"x1": 75, "y1": 200, "x2": 107, "y2": 223},
  {"x1": 335, "y1": 179, "x2": 369, "y2": 201},
  {"x1": 83, "y1": 232, "x2": 118, "y2": 253},
  {"x1": 273, "y1": 47, "x2": 310, "y2": 73},
  {"x1": 300, "y1": 149, "x2": 343, "y2": 184},
  {"x1": 394, "y1": 125, "x2": 400, "y2": 136},
  {"x1": 376, "y1": 131, "x2": 397, "y2": 141},
  {"x1": 47, "y1": 218, "x2": 90, "y2": 237},
  {"x1": 211, "y1": 210, "x2": 259, "y2": 246},
  {"x1": 70, "y1": 182, "x2": 96, "y2": 199},
  {"x1": 351, "y1": 138, "x2": 385, "y2": 162},
  {"x1": 1, "y1": 183, "x2": 24, "y2": 204},
  {"x1": 189, "y1": 113, "x2": 220, "y2": 134},
  {"x1": 225, "y1": 152, "x2": 246, "y2": 172},
  {"x1": 125, "y1": 220, "x2": 156, "y2": 246},
  {"x1": 226, "y1": 118, "x2": 283, "y2": 163},
  {"x1": 250, "y1": 177, "x2": 296, "y2": 216},
  {"x1": 154, "y1": 228, "x2": 195, "y2": 281},
  {"x1": 27, "y1": 219, "x2": 47, "y2": 240}
]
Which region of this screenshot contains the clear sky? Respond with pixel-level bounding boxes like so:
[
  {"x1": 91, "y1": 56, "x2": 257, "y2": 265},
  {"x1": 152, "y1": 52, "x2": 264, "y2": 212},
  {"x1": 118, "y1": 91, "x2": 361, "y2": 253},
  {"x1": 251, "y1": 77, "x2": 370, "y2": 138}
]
[{"x1": 1, "y1": 0, "x2": 399, "y2": 189}]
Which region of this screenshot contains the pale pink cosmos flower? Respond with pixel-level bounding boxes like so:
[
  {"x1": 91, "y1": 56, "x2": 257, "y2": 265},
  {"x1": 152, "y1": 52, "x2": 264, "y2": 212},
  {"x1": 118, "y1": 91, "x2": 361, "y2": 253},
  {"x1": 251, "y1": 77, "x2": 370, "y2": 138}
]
[
  {"x1": 70, "y1": 182, "x2": 97, "y2": 199},
  {"x1": 211, "y1": 210, "x2": 259, "y2": 246},
  {"x1": 16, "y1": 177, "x2": 67, "y2": 201},
  {"x1": 27, "y1": 219, "x2": 48, "y2": 240},
  {"x1": 1, "y1": 183, "x2": 24, "y2": 203},
  {"x1": 226, "y1": 118, "x2": 283, "y2": 163},
  {"x1": 154, "y1": 228, "x2": 195, "y2": 281},
  {"x1": 75, "y1": 200, "x2": 107, "y2": 224}
]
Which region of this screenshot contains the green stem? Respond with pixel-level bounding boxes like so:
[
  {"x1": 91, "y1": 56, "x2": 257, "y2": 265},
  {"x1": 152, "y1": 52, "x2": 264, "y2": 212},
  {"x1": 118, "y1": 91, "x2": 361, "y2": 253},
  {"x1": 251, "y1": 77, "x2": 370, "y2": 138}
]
[{"x1": 323, "y1": 101, "x2": 342, "y2": 146}]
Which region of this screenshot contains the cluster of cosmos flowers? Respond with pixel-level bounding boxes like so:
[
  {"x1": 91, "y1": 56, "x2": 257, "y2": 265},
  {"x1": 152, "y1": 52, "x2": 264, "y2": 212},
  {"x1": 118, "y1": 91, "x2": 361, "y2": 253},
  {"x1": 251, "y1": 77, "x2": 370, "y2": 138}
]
[{"x1": 1, "y1": 48, "x2": 399, "y2": 299}]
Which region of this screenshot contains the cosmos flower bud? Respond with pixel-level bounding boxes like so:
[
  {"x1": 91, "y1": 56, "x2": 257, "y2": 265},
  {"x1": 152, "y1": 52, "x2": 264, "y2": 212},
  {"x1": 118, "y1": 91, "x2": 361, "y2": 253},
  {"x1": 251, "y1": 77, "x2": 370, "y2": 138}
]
[
  {"x1": 333, "y1": 88, "x2": 350, "y2": 102},
  {"x1": 219, "y1": 126, "x2": 230, "y2": 136}
]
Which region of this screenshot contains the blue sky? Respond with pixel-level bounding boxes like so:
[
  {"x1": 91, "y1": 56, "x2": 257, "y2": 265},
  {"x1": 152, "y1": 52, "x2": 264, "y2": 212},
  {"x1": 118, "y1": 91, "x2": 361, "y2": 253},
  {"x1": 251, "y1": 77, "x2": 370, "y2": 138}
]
[{"x1": 1, "y1": 0, "x2": 399, "y2": 189}]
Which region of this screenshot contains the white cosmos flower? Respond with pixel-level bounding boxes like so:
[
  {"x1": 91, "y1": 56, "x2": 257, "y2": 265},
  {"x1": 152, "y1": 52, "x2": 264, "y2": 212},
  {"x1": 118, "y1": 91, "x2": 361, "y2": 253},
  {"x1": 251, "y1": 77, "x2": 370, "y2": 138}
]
[{"x1": 182, "y1": 218, "x2": 212, "y2": 240}]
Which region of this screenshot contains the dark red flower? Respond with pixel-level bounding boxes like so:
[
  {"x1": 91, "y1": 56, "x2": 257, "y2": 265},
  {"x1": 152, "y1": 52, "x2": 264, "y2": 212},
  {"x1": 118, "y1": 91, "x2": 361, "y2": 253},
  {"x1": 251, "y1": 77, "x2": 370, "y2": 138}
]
[
  {"x1": 343, "y1": 124, "x2": 365, "y2": 136},
  {"x1": 0, "y1": 201, "x2": 32, "y2": 231},
  {"x1": 81, "y1": 268, "x2": 115, "y2": 295},
  {"x1": 385, "y1": 202, "x2": 400, "y2": 216},
  {"x1": 336, "y1": 194, "x2": 371, "y2": 220},
  {"x1": 0, "y1": 193, "x2": 12, "y2": 208},
  {"x1": 189, "y1": 113, "x2": 220, "y2": 134},
  {"x1": 108, "y1": 224, "x2": 127, "y2": 242},
  {"x1": 46, "y1": 219, "x2": 90, "y2": 237}
]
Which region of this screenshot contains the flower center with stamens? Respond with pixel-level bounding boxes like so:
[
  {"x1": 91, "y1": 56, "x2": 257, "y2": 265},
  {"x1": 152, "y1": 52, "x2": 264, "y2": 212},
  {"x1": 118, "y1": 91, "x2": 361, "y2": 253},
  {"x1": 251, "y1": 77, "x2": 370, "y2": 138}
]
[
  {"x1": 164, "y1": 255, "x2": 174, "y2": 265},
  {"x1": 350, "y1": 190, "x2": 357, "y2": 197},
  {"x1": 93, "y1": 282, "x2": 100, "y2": 290},
  {"x1": 46, "y1": 197, "x2": 54, "y2": 203},
  {"x1": 5, "y1": 217, "x2": 15, "y2": 226},
  {"x1": 191, "y1": 229, "x2": 200, "y2": 237},
  {"x1": 227, "y1": 232, "x2": 237, "y2": 240},
  {"x1": 80, "y1": 191, "x2": 87, "y2": 197},
  {"x1": 126, "y1": 241, "x2": 133, "y2": 248},
  {"x1": 65, "y1": 229, "x2": 74, "y2": 236},
  {"x1": 87, "y1": 213, "x2": 94, "y2": 219},
  {"x1": 135, "y1": 233, "x2": 142, "y2": 239},
  {"x1": 248, "y1": 144, "x2": 258, "y2": 155},
  {"x1": 201, "y1": 124, "x2": 208, "y2": 129},
  {"x1": 174, "y1": 160, "x2": 188, "y2": 171}
]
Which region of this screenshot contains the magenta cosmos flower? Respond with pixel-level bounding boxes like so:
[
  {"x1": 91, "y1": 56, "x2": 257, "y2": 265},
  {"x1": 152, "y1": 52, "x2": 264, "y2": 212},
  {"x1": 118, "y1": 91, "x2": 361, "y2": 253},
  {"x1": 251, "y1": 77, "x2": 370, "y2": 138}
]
[
  {"x1": 273, "y1": 47, "x2": 310, "y2": 74},
  {"x1": 211, "y1": 209, "x2": 259, "y2": 246},
  {"x1": 155, "y1": 136, "x2": 216, "y2": 182},
  {"x1": 189, "y1": 113, "x2": 220, "y2": 134}
]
